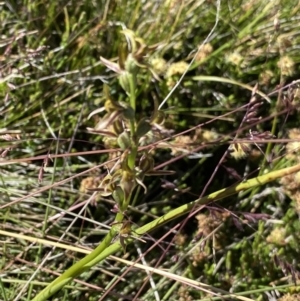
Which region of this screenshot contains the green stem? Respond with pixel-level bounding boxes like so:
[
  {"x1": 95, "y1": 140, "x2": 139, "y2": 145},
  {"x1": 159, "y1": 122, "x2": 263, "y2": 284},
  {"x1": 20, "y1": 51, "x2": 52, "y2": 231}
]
[
  {"x1": 32, "y1": 222, "x2": 119, "y2": 301},
  {"x1": 128, "y1": 71, "x2": 137, "y2": 170}
]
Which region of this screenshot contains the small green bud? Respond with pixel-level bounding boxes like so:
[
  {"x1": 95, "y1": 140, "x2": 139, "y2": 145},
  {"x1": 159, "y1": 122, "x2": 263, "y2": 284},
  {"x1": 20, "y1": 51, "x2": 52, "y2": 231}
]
[
  {"x1": 124, "y1": 53, "x2": 138, "y2": 74},
  {"x1": 112, "y1": 186, "x2": 125, "y2": 205},
  {"x1": 99, "y1": 175, "x2": 113, "y2": 196},
  {"x1": 120, "y1": 170, "x2": 136, "y2": 201},
  {"x1": 136, "y1": 118, "x2": 151, "y2": 139},
  {"x1": 139, "y1": 154, "x2": 154, "y2": 173},
  {"x1": 119, "y1": 71, "x2": 132, "y2": 94},
  {"x1": 122, "y1": 105, "x2": 135, "y2": 120},
  {"x1": 104, "y1": 98, "x2": 123, "y2": 112},
  {"x1": 117, "y1": 131, "x2": 131, "y2": 150},
  {"x1": 153, "y1": 110, "x2": 165, "y2": 125},
  {"x1": 113, "y1": 119, "x2": 124, "y2": 135}
]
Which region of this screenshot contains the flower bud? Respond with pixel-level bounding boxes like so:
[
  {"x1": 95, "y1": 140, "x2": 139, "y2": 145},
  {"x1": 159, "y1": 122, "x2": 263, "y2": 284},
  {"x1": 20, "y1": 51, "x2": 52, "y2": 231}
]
[
  {"x1": 122, "y1": 105, "x2": 135, "y2": 120},
  {"x1": 136, "y1": 118, "x2": 151, "y2": 139},
  {"x1": 113, "y1": 119, "x2": 124, "y2": 135},
  {"x1": 120, "y1": 170, "x2": 136, "y2": 201},
  {"x1": 119, "y1": 71, "x2": 132, "y2": 94},
  {"x1": 139, "y1": 154, "x2": 154, "y2": 173},
  {"x1": 124, "y1": 53, "x2": 138, "y2": 74},
  {"x1": 117, "y1": 132, "x2": 131, "y2": 150},
  {"x1": 152, "y1": 110, "x2": 165, "y2": 125},
  {"x1": 112, "y1": 186, "x2": 125, "y2": 205}
]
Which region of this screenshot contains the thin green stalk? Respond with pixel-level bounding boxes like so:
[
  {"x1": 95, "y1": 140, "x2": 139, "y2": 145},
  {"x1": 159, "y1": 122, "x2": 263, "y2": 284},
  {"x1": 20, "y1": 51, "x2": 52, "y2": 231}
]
[
  {"x1": 32, "y1": 226, "x2": 119, "y2": 301},
  {"x1": 0, "y1": 277, "x2": 8, "y2": 301},
  {"x1": 131, "y1": 185, "x2": 141, "y2": 207},
  {"x1": 237, "y1": 0, "x2": 275, "y2": 39},
  {"x1": 128, "y1": 72, "x2": 137, "y2": 170}
]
